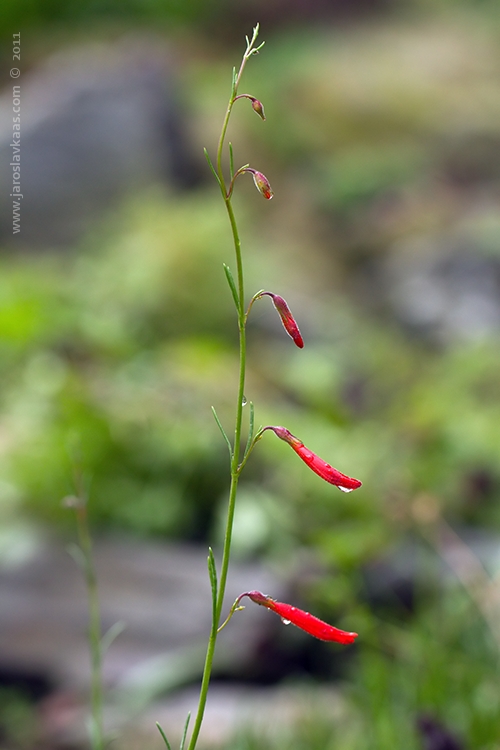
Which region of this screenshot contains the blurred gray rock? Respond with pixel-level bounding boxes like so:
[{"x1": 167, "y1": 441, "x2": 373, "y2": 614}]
[
  {"x1": 0, "y1": 535, "x2": 276, "y2": 696},
  {"x1": 0, "y1": 37, "x2": 202, "y2": 249},
  {"x1": 127, "y1": 683, "x2": 347, "y2": 750},
  {"x1": 383, "y1": 233, "x2": 500, "y2": 344}
]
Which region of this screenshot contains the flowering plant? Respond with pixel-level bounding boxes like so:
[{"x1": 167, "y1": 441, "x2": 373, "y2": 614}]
[
  {"x1": 155, "y1": 25, "x2": 362, "y2": 750},
  {"x1": 66, "y1": 25, "x2": 361, "y2": 750}
]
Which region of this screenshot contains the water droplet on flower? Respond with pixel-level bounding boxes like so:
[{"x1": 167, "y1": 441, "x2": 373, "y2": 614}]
[
  {"x1": 242, "y1": 396, "x2": 247, "y2": 406},
  {"x1": 338, "y1": 486, "x2": 353, "y2": 493},
  {"x1": 281, "y1": 618, "x2": 291, "y2": 625}
]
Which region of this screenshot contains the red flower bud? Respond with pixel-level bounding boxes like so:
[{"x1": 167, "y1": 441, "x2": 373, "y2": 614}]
[
  {"x1": 260, "y1": 292, "x2": 304, "y2": 348},
  {"x1": 263, "y1": 426, "x2": 362, "y2": 492},
  {"x1": 234, "y1": 94, "x2": 266, "y2": 121},
  {"x1": 250, "y1": 97, "x2": 266, "y2": 120},
  {"x1": 238, "y1": 590, "x2": 358, "y2": 644},
  {"x1": 249, "y1": 169, "x2": 273, "y2": 200}
]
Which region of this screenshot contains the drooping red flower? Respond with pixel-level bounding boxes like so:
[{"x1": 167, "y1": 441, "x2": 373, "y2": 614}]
[
  {"x1": 260, "y1": 292, "x2": 304, "y2": 348},
  {"x1": 263, "y1": 426, "x2": 362, "y2": 492},
  {"x1": 238, "y1": 590, "x2": 358, "y2": 644}
]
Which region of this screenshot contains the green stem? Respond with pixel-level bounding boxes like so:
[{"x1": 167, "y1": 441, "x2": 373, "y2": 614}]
[
  {"x1": 186, "y1": 27, "x2": 261, "y2": 750},
  {"x1": 217, "y1": 197, "x2": 246, "y2": 615},
  {"x1": 76, "y1": 505, "x2": 104, "y2": 750}
]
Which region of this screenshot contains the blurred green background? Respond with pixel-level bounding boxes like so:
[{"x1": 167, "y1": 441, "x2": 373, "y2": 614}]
[{"x1": 2, "y1": 0, "x2": 500, "y2": 748}]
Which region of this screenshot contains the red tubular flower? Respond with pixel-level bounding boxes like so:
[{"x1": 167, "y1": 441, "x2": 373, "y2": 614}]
[
  {"x1": 263, "y1": 426, "x2": 362, "y2": 492},
  {"x1": 238, "y1": 590, "x2": 358, "y2": 644},
  {"x1": 260, "y1": 292, "x2": 304, "y2": 348}
]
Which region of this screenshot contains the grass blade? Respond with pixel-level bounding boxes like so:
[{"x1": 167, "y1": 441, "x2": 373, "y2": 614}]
[
  {"x1": 100, "y1": 620, "x2": 126, "y2": 656},
  {"x1": 180, "y1": 712, "x2": 191, "y2": 750},
  {"x1": 156, "y1": 722, "x2": 172, "y2": 750}
]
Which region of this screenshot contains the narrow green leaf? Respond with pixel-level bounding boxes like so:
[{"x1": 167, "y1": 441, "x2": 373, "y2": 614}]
[
  {"x1": 211, "y1": 406, "x2": 232, "y2": 457},
  {"x1": 229, "y1": 142, "x2": 235, "y2": 180},
  {"x1": 208, "y1": 547, "x2": 218, "y2": 623},
  {"x1": 100, "y1": 620, "x2": 126, "y2": 656},
  {"x1": 243, "y1": 401, "x2": 255, "y2": 460},
  {"x1": 66, "y1": 542, "x2": 86, "y2": 571},
  {"x1": 223, "y1": 263, "x2": 239, "y2": 310},
  {"x1": 180, "y1": 712, "x2": 191, "y2": 750},
  {"x1": 203, "y1": 148, "x2": 221, "y2": 186},
  {"x1": 156, "y1": 723, "x2": 172, "y2": 750}
]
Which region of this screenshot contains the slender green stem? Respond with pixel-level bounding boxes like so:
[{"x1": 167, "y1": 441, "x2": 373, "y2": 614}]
[
  {"x1": 217, "y1": 597, "x2": 245, "y2": 633},
  {"x1": 216, "y1": 25, "x2": 260, "y2": 191},
  {"x1": 245, "y1": 290, "x2": 265, "y2": 321},
  {"x1": 75, "y1": 504, "x2": 104, "y2": 750},
  {"x1": 238, "y1": 429, "x2": 264, "y2": 475},
  {"x1": 186, "y1": 27, "x2": 263, "y2": 750}
]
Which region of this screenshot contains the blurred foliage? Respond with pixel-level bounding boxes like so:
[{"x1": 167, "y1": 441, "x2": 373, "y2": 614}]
[
  {"x1": 0, "y1": 0, "x2": 221, "y2": 39},
  {"x1": 0, "y1": 687, "x2": 38, "y2": 749},
  {"x1": 5, "y1": 182, "x2": 500, "y2": 547},
  {"x1": 0, "y1": 191, "x2": 241, "y2": 538},
  {"x1": 220, "y1": 584, "x2": 500, "y2": 748},
  {"x1": 2, "y1": 4, "x2": 500, "y2": 747},
  {"x1": 2, "y1": 0, "x2": 500, "y2": 43}
]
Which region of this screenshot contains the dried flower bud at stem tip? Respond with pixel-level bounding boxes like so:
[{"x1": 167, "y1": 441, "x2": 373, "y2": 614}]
[
  {"x1": 260, "y1": 292, "x2": 303, "y2": 347},
  {"x1": 237, "y1": 591, "x2": 358, "y2": 644},
  {"x1": 263, "y1": 426, "x2": 362, "y2": 492}
]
